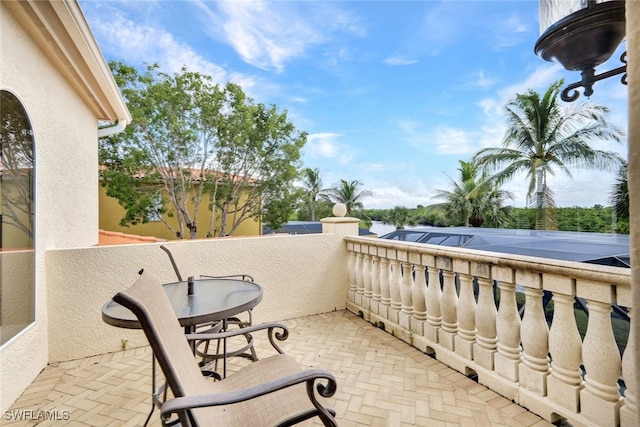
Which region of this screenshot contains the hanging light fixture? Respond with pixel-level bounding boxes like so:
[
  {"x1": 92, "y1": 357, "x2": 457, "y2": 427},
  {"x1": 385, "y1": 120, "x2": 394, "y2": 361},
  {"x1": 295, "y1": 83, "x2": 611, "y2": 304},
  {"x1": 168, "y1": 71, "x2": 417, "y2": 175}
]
[{"x1": 534, "y1": 0, "x2": 626, "y2": 102}]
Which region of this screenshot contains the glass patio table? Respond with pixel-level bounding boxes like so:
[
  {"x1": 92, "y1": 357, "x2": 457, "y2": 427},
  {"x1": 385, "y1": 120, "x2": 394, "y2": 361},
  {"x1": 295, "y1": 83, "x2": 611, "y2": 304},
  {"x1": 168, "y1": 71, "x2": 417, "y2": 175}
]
[{"x1": 102, "y1": 277, "x2": 263, "y2": 332}]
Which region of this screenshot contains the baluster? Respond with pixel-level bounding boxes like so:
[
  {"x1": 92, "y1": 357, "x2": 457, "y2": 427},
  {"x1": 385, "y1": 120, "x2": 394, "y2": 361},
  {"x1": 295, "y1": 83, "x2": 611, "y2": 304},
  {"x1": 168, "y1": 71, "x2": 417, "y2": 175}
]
[
  {"x1": 363, "y1": 253, "x2": 373, "y2": 307},
  {"x1": 389, "y1": 259, "x2": 402, "y2": 323},
  {"x1": 348, "y1": 249, "x2": 357, "y2": 303},
  {"x1": 439, "y1": 269, "x2": 458, "y2": 351},
  {"x1": 494, "y1": 266, "x2": 521, "y2": 384},
  {"x1": 621, "y1": 308, "x2": 638, "y2": 427},
  {"x1": 399, "y1": 262, "x2": 414, "y2": 329},
  {"x1": 474, "y1": 274, "x2": 497, "y2": 370},
  {"x1": 413, "y1": 264, "x2": 427, "y2": 323},
  {"x1": 580, "y1": 299, "x2": 622, "y2": 426},
  {"x1": 379, "y1": 258, "x2": 391, "y2": 319},
  {"x1": 354, "y1": 252, "x2": 364, "y2": 308},
  {"x1": 370, "y1": 255, "x2": 381, "y2": 315},
  {"x1": 547, "y1": 291, "x2": 583, "y2": 412},
  {"x1": 455, "y1": 267, "x2": 476, "y2": 360},
  {"x1": 519, "y1": 287, "x2": 549, "y2": 395},
  {"x1": 424, "y1": 264, "x2": 442, "y2": 343}
]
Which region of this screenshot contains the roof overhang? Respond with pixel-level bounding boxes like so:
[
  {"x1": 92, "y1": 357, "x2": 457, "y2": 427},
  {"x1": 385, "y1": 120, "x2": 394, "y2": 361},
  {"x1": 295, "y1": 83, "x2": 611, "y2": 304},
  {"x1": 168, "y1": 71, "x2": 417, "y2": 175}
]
[{"x1": 4, "y1": 0, "x2": 131, "y2": 126}]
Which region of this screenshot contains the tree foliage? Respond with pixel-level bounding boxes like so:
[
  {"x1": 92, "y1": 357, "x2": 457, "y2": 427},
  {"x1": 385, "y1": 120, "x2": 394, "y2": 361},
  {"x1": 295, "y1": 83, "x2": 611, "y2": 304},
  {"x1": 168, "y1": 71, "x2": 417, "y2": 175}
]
[
  {"x1": 434, "y1": 160, "x2": 512, "y2": 227},
  {"x1": 100, "y1": 63, "x2": 305, "y2": 238},
  {"x1": 474, "y1": 79, "x2": 623, "y2": 230},
  {"x1": 609, "y1": 161, "x2": 629, "y2": 233},
  {"x1": 323, "y1": 179, "x2": 373, "y2": 215},
  {"x1": 383, "y1": 206, "x2": 414, "y2": 229},
  {"x1": 298, "y1": 167, "x2": 330, "y2": 221}
]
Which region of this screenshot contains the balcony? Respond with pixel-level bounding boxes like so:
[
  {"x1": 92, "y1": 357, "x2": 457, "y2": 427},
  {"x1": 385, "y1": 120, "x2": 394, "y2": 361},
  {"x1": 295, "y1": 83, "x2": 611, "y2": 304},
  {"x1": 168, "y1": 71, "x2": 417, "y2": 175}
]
[{"x1": 2, "y1": 219, "x2": 637, "y2": 426}]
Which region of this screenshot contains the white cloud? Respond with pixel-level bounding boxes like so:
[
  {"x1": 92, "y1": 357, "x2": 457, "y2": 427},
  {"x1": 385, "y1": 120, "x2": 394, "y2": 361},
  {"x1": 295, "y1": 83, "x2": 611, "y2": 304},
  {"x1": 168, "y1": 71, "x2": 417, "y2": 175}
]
[
  {"x1": 505, "y1": 14, "x2": 528, "y2": 33},
  {"x1": 86, "y1": 5, "x2": 229, "y2": 82},
  {"x1": 384, "y1": 56, "x2": 418, "y2": 66},
  {"x1": 367, "y1": 183, "x2": 436, "y2": 210},
  {"x1": 193, "y1": 0, "x2": 321, "y2": 72},
  {"x1": 287, "y1": 96, "x2": 308, "y2": 104},
  {"x1": 489, "y1": 13, "x2": 531, "y2": 49},
  {"x1": 480, "y1": 68, "x2": 560, "y2": 127},
  {"x1": 435, "y1": 127, "x2": 476, "y2": 155},
  {"x1": 474, "y1": 70, "x2": 497, "y2": 90},
  {"x1": 461, "y1": 70, "x2": 497, "y2": 91},
  {"x1": 194, "y1": 0, "x2": 365, "y2": 73},
  {"x1": 397, "y1": 120, "x2": 432, "y2": 148},
  {"x1": 305, "y1": 133, "x2": 352, "y2": 164},
  {"x1": 418, "y1": 2, "x2": 465, "y2": 56}
]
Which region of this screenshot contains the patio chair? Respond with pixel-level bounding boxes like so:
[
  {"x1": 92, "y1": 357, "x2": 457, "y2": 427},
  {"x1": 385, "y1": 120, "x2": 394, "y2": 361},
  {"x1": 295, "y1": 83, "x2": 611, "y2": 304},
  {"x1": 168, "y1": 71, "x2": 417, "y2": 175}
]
[
  {"x1": 160, "y1": 241, "x2": 254, "y2": 283},
  {"x1": 113, "y1": 273, "x2": 338, "y2": 427},
  {"x1": 160, "y1": 242, "x2": 258, "y2": 366}
]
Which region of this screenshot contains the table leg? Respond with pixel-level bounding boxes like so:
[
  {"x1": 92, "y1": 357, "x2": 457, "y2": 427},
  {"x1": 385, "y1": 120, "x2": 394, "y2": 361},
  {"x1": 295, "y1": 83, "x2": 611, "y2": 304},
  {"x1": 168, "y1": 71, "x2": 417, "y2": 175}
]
[
  {"x1": 186, "y1": 325, "x2": 196, "y2": 354},
  {"x1": 223, "y1": 319, "x2": 228, "y2": 378}
]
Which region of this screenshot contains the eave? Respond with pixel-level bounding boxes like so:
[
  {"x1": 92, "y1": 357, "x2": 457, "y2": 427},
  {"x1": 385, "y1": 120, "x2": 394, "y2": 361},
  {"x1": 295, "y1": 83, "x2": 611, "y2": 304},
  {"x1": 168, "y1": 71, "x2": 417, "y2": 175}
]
[{"x1": 4, "y1": 0, "x2": 131, "y2": 125}]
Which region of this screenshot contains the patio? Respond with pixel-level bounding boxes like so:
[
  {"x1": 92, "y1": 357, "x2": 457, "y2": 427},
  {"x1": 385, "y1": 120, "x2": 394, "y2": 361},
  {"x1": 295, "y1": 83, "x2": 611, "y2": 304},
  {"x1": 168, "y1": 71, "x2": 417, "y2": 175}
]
[
  {"x1": 2, "y1": 1, "x2": 640, "y2": 425},
  {"x1": 5, "y1": 310, "x2": 551, "y2": 427}
]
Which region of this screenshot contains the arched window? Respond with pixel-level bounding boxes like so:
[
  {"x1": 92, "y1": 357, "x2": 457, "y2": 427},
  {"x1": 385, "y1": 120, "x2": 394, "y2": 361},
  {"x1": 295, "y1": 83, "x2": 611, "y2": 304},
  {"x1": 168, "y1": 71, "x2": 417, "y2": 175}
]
[{"x1": 0, "y1": 90, "x2": 35, "y2": 346}]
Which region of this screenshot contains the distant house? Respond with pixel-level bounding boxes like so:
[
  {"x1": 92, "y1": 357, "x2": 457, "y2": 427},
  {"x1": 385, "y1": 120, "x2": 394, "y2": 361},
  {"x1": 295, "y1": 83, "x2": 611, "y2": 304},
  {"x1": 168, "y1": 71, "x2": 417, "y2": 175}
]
[{"x1": 98, "y1": 176, "x2": 262, "y2": 240}]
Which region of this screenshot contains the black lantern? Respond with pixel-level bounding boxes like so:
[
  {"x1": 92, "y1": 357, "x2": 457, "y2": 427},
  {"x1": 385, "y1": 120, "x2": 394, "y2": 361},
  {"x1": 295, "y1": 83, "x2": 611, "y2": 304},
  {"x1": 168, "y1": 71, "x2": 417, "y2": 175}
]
[{"x1": 534, "y1": 0, "x2": 627, "y2": 102}]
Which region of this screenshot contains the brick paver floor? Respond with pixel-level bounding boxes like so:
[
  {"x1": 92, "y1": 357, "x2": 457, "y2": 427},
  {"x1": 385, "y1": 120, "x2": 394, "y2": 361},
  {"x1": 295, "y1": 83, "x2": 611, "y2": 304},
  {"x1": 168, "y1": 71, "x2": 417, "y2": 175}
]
[{"x1": 5, "y1": 310, "x2": 552, "y2": 426}]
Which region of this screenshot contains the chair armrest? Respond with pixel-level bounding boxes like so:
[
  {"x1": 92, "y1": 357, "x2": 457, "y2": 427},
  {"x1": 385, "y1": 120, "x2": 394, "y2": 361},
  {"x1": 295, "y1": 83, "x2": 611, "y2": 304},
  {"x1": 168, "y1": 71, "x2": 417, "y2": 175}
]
[
  {"x1": 185, "y1": 322, "x2": 289, "y2": 354},
  {"x1": 201, "y1": 273, "x2": 254, "y2": 282},
  {"x1": 160, "y1": 368, "x2": 337, "y2": 416}
]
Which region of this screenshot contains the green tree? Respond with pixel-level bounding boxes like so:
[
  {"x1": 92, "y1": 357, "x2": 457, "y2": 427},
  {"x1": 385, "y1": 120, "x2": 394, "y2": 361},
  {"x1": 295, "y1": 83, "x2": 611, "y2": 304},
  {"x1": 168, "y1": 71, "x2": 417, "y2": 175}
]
[
  {"x1": 383, "y1": 206, "x2": 414, "y2": 229},
  {"x1": 101, "y1": 62, "x2": 305, "y2": 238},
  {"x1": 207, "y1": 84, "x2": 305, "y2": 236},
  {"x1": 324, "y1": 179, "x2": 373, "y2": 215},
  {"x1": 435, "y1": 160, "x2": 512, "y2": 227},
  {"x1": 474, "y1": 79, "x2": 623, "y2": 230}
]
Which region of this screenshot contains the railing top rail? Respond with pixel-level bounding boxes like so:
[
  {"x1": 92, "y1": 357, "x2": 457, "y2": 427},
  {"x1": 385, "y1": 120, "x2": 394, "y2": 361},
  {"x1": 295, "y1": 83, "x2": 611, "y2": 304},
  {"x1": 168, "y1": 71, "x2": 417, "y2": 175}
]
[{"x1": 345, "y1": 236, "x2": 630, "y2": 287}]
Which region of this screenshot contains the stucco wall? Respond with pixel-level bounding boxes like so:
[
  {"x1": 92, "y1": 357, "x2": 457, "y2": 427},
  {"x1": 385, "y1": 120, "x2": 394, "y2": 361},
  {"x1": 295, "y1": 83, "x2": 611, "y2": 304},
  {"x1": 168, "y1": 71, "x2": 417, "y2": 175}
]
[
  {"x1": 45, "y1": 233, "x2": 350, "y2": 362},
  {"x1": 0, "y1": 3, "x2": 101, "y2": 412}
]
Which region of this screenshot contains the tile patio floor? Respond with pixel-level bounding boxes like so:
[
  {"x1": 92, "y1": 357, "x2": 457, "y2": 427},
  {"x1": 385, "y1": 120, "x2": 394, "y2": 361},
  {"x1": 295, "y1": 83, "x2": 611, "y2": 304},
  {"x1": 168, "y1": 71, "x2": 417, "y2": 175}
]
[{"x1": 5, "y1": 310, "x2": 552, "y2": 426}]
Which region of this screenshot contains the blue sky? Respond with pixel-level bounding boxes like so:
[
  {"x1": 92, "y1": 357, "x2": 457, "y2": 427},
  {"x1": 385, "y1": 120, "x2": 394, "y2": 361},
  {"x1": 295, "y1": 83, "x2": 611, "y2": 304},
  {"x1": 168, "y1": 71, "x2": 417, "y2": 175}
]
[{"x1": 81, "y1": 0, "x2": 628, "y2": 209}]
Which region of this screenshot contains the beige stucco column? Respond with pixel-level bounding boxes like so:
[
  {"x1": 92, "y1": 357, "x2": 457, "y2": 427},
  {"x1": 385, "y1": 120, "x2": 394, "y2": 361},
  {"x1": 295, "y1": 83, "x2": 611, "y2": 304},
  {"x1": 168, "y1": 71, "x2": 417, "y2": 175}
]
[
  {"x1": 321, "y1": 217, "x2": 360, "y2": 237},
  {"x1": 627, "y1": 0, "x2": 640, "y2": 415},
  {"x1": 321, "y1": 203, "x2": 361, "y2": 237}
]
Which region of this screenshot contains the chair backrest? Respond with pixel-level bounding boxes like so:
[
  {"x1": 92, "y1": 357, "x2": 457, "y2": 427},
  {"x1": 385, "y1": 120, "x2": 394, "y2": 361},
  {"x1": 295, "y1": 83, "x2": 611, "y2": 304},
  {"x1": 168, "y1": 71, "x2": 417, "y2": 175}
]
[
  {"x1": 161, "y1": 242, "x2": 199, "y2": 281},
  {"x1": 113, "y1": 274, "x2": 205, "y2": 399}
]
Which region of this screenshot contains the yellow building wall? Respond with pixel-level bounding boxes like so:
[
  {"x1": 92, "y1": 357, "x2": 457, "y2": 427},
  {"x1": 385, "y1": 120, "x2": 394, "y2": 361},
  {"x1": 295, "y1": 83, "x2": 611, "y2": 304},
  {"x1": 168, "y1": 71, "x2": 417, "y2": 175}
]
[
  {"x1": 98, "y1": 184, "x2": 261, "y2": 240},
  {"x1": 1, "y1": 176, "x2": 34, "y2": 250}
]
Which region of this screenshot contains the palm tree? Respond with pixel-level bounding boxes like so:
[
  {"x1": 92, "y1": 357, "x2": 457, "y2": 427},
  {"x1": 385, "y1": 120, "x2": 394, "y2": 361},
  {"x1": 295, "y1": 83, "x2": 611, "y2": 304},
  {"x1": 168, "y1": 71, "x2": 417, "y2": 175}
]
[
  {"x1": 435, "y1": 160, "x2": 512, "y2": 227},
  {"x1": 324, "y1": 179, "x2": 373, "y2": 215},
  {"x1": 473, "y1": 79, "x2": 623, "y2": 230},
  {"x1": 299, "y1": 167, "x2": 327, "y2": 221},
  {"x1": 610, "y1": 160, "x2": 629, "y2": 232}
]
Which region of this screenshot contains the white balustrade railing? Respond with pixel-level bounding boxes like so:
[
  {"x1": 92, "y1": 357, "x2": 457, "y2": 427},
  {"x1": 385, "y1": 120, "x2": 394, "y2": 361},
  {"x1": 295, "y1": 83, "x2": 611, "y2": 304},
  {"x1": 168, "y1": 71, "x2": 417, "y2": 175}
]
[{"x1": 345, "y1": 236, "x2": 635, "y2": 427}]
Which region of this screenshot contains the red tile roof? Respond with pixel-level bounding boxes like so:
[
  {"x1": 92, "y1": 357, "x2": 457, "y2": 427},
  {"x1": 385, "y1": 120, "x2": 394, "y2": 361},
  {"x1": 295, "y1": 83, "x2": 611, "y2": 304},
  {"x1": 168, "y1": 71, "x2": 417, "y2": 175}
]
[{"x1": 98, "y1": 230, "x2": 166, "y2": 246}]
